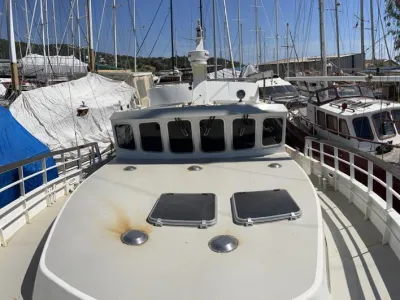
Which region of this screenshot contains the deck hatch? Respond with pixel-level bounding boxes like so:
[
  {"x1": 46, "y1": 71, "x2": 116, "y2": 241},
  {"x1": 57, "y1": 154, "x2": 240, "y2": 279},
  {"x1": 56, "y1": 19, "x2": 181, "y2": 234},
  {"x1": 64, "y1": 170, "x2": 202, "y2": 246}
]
[
  {"x1": 147, "y1": 193, "x2": 217, "y2": 228},
  {"x1": 231, "y1": 189, "x2": 301, "y2": 225}
]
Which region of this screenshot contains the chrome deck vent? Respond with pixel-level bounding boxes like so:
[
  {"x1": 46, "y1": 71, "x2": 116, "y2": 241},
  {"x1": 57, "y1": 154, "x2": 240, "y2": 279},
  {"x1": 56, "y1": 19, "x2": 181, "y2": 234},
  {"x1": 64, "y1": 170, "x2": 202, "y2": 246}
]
[
  {"x1": 208, "y1": 235, "x2": 238, "y2": 253},
  {"x1": 124, "y1": 166, "x2": 137, "y2": 171},
  {"x1": 268, "y1": 163, "x2": 282, "y2": 168},
  {"x1": 187, "y1": 165, "x2": 202, "y2": 171},
  {"x1": 120, "y1": 230, "x2": 148, "y2": 246}
]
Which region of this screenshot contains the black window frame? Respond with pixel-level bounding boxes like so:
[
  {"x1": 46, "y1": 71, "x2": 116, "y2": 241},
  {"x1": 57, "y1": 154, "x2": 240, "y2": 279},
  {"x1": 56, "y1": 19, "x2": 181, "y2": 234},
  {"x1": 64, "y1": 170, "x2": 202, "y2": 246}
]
[
  {"x1": 338, "y1": 118, "x2": 350, "y2": 139},
  {"x1": 139, "y1": 122, "x2": 163, "y2": 152},
  {"x1": 199, "y1": 118, "x2": 226, "y2": 153},
  {"x1": 232, "y1": 117, "x2": 256, "y2": 150},
  {"x1": 326, "y1": 114, "x2": 338, "y2": 135},
  {"x1": 317, "y1": 110, "x2": 326, "y2": 128},
  {"x1": 371, "y1": 111, "x2": 396, "y2": 140},
  {"x1": 115, "y1": 124, "x2": 136, "y2": 150},
  {"x1": 352, "y1": 117, "x2": 374, "y2": 140},
  {"x1": 167, "y1": 119, "x2": 194, "y2": 153},
  {"x1": 262, "y1": 118, "x2": 283, "y2": 146},
  {"x1": 392, "y1": 109, "x2": 400, "y2": 132}
]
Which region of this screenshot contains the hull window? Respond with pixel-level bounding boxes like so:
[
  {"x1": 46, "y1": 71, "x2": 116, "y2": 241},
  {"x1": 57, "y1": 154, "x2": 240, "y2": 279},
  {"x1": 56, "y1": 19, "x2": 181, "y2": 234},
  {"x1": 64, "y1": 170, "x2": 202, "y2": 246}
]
[
  {"x1": 262, "y1": 118, "x2": 283, "y2": 146},
  {"x1": 168, "y1": 120, "x2": 194, "y2": 153},
  {"x1": 200, "y1": 118, "x2": 225, "y2": 152},
  {"x1": 353, "y1": 117, "x2": 374, "y2": 140},
  {"x1": 391, "y1": 110, "x2": 400, "y2": 132},
  {"x1": 115, "y1": 124, "x2": 136, "y2": 150},
  {"x1": 372, "y1": 112, "x2": 396, "y2": 140},
  {"x1": 233, "y1": 117, "x2": 256, "y2": 150},
  {"x1": 139, "y1": 122, "x2": 163, "y2": 152}
]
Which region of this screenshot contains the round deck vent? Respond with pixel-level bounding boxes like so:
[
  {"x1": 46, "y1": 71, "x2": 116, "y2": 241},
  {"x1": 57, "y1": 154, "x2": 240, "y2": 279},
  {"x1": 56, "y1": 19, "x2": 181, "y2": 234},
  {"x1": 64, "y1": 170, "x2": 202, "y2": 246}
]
[
  {"x1": 124, "y1": 166, "x2": 137, "y2": 171},
  {"x1": 209, "y1": 235, "x2": 238, "y2": 253},
  {"x1": 268, "y1": 163, "x2": 282, "y2": 168},
  {"x1": 188, "y1": 165, "x2": 202, "y2": 171},
  {"x1": 121, "y1": 230, "x2": 148, "y2": 246}
]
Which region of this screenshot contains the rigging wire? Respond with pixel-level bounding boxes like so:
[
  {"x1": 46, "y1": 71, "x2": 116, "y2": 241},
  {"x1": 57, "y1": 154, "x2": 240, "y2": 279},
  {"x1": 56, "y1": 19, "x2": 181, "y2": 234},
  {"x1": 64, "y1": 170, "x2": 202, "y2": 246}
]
[{"x1": 148, "y1": 12, "x2": 170, "y2": 58}]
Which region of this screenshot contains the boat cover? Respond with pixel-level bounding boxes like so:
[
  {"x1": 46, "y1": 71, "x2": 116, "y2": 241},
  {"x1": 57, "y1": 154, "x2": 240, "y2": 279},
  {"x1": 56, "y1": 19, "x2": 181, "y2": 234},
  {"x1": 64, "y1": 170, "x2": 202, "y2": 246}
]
[
  {"x1": 0, "y1": 106, "x2": 58, "y2": 208},
  {"x1": 10, "y1": 73, "x2": 135, "y2": 154},
  {"x1": 0, "y1": 84, "x2": 6, "y2": 96},
  {"x1": 208, "y1": 68, "x2": 241, "y2": 79},
  {"x1": 21, "y1": 54, "x2": 88, "y2": 75}
]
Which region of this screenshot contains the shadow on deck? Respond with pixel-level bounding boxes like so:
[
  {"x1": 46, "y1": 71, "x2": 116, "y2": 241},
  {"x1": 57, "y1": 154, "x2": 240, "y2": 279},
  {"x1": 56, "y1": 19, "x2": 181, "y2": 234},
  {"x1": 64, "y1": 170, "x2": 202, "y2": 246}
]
[{"x1": 314, "y1": 176, "x2": 400, "y2": 300}]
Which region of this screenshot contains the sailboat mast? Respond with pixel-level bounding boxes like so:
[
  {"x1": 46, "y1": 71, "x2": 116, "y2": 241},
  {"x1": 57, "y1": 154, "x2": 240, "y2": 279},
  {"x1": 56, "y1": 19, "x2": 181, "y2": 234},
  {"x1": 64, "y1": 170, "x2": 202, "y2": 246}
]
[
  {"x1": 370, "y1": 0, "x2": 376, "y2": 65},
  {"x1": 45, "y1": 0, "x2": 50, "y2": 58},
  {"x1": 199, "y1": 0, "x2": 203, "y2": 29},
  {"x1": 334, "y1": 0, "x2": 340, "y2": 69},
  {"x1": 213, "y1": 0, "x2": 217, "y2": 78},
  {"x1": 222, "y1": 0, "x2": 235, "y2": 77},
  {"x1": 7, "y1": 0, "x2": 20, "y2": 91},
  {"x1": 255, "y1": 0, "x2": 259, "y2": 69},
  {"x1": 87, "y1": 0, "x2": 95, "y2": 71},
  {"x1": 52, "y1": 0, "x2": 59, "y2": 72},
  {"x1": 113, "y1": 0, "x2": 118, "y2": 68},
  {"x1": 275, "y1": 0, "x2": 279, "y2": 76},
  {"x1": 286, "y1": 23, "x2": 289, "y2": 76},
  {"x1": 170, "y1": 0, "x2": 175, "y2": 70},
  {"x1": 71, "y1": 0, "x2": 75, "y2": 74},
  {"x1": 40, "y1": 0, "x2": 48, "y2": 75},
  {"x1": 319, "y1": 0, "x2": 327, "y2": 77},
  {"x1": 24, "y1": 0, "x2": 31, "y2": 54},
  {"x1": 133, "y1": 0, "x2": 137, "y2": 72},
  {"x1": 77, "y1": 0, "x2": 82, "y2": 67},
  {"x1": 238, "y1": 0, "x2": 242, "y2": 69},
  {"x1": 360, "y1": 0, "x2": 365, "y2": 70}
]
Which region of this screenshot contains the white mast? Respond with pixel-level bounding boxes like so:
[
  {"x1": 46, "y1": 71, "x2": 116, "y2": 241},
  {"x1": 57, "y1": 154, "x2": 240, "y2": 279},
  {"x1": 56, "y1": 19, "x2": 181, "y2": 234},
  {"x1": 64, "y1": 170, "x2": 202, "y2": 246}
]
[
  {"x1": 52, "y1": 0, "x2": 59, "y2": 73},
  {"x1": 133, "y1": 0, "x2": 137, "y2": 72},
  {"x1": 238, "y1": 0, "x2": 242, "y2": 69},
  {"x1": 319, "y1": 0, "x2": 327, "y2": 77},
  {"x1": 286, "y1": 23, "x2": 289, "y2": 76},
  {"x1": 334, "y1": 0, "x2": 340, "y2": 69},
  {"x1": 255, "y1": 0, "x2": 259, "y2": 69},
  {"x1": 77, "y1": 0, "x2": 82, "y2": 69},
  {"x1": 275, "y1": 0, "x2": 279, "y2": 76},
  {"x1": 113, "y1": 0, "x2": 118, "y2": 68},
  {"x1": 370, "y1": 0, "x2": 376, "y2": 65},
  {"x1": 213, "y1": 0, "x2": 217, "y2": 78},
  {"x1": 222, "y1": 0, "x2": 235, "y2": 77},
  {"x1": 24, "y1": 0, "x2": 31, "y2": 54},
  {"x1": 40, "y1": 0, "x2": 48, "y2": 76},
  {"x1": 360, "y1": 0, "x2": 365, "y2": 71},
  {"x1": 71, "y1": 0, "x2": 75, "y2": 74},
  {"x1": 26, "y1": 0, "x2": 38, "y2": 58},
  {"x1": 7, "y1": 0, "x2": 20, "y2": 91},
  {"x1": 87, "y1": 0, "x2": 95, "y2": 71},
  {"x1": 45, "y1": 0, "x2": 50, "y2": 59}
]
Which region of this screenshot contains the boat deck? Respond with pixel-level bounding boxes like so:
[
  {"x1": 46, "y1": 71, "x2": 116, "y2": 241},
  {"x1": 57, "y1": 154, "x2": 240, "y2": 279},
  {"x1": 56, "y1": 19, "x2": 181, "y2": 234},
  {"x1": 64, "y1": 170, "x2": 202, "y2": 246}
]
[{"x1": 0, "y1": 179, "x2": 400, "y2": 299}]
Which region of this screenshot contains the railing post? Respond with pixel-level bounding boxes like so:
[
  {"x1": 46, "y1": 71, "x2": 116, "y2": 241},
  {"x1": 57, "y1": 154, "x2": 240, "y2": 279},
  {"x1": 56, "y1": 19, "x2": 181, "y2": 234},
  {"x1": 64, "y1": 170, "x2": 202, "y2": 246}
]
[
  {"x1": 95, "y1": 143, "x2": 102, "y2": 163},
  {"x1": 320, "y1": 142, "x2": 324, "y2": 165},
  {"x1": 18, "y1": 166, "x2": 25, "y2": 197},
  {"x1": 386, "y1": 171, "x2": 393, "y2": 210},
  {"x1": 349, "y1": 153, "x2": 355, "y2": 181},
  {"x1": 61, "y1": 153, "x2": 68, "y2": 195},
  {"x1": 334, "y1": 147, "x2": 338, "y2": 191},
  {"x1": 77, "y1": 148, "x2": 83, "y2": 182},
  {"x1": 42, "y1": 158, "x2": 50, "y2": 207},
  {"x1": 367, "y1": 161, "x2": 373, "y2": 193},
  {"x1": 0, "y1": 228, "x2": 6, "y2": 247},
  {"x1": 303, "y1": 139, "x2": 309, "y2": 156}
]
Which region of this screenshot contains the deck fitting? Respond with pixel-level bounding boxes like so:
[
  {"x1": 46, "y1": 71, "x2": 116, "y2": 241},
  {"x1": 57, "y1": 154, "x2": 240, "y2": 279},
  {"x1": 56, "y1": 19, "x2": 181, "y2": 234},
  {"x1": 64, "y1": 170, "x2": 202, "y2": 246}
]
[
  {"x1": 188, "y1": 165, "x2": 203, "y2": 171},
  {"x1": 120, "y1": 230, "x2": 148, "y2": 246},
  {"x1": 208, "y1": 235, "x2": 238, "y2": 253},
  {"x1": 124, "y1": 166, "x2": 137, "y2": 171},
  {"x1": 268, "y1": 163, "x2": 282, "y2": 168}
]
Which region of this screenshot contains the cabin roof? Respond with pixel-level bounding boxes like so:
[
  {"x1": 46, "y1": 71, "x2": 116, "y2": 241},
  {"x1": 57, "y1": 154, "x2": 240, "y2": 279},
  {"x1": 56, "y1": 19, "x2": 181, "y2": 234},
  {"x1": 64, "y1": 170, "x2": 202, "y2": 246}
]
[
  {"x1": 256, "y1": 77, "x2": 291, "y2": 88},
  {"x1": 111, "y1": 103, "x2": 288, "y2": 121},
  {"x1": 41, "y1": 152, "x2": 323, "y2": 300}
]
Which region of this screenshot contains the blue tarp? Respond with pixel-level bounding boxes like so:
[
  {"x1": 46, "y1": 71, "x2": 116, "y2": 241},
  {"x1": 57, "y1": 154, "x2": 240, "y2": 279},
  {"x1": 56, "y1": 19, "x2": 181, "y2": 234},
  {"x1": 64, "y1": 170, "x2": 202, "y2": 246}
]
[{"x1": 0, "y1": 106, "x2": 58, "y2": 208}]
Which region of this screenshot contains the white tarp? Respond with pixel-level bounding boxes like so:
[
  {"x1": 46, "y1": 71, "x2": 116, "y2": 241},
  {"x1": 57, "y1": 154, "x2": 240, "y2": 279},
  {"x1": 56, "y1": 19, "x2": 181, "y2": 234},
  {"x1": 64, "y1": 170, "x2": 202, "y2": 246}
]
[
  {"x1": 10, "y1": 73, "x2": 135, "y2": 153},
  {"x1": 21, "y1": 54, "x2": 88, "y2": 76},
  {"x1": 208, "y1": 68, "x2": 240, "y2": 79},
  {"x1": 0, "y1": 84, "x2": 6, "y2": 96}
]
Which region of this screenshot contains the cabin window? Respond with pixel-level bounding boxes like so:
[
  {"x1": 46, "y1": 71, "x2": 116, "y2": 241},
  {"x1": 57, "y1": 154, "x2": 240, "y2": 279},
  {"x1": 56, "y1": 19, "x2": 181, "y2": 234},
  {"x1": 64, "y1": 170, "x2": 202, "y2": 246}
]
[
  {"x1": 115, "y1": 124, "x2": 136, "y2": 150},
  {"x1": 232, "y1": 117, "x2": 255, "y2": 150},
  {"x1": 139, "y1": 122, "x2": 163, "y2": 152},
  {"x1": 353, "y1": 117, "x2": 374, "y2": 140},
  {"x1": 339, "y1": 119, "x2": 350, "y2": 139},
  {"x1": 337, "y1": 86, "x2": 361, "y2": 98},
  {"x1": 392, "y1": 110, "x2": 400, "y2": 132},
  {"x1": 199, "y1": 118, "x2": 225, "y2": 152},
  {"x1": 317, "y1": 88, "x2": 337, "y2": 103},
  {"x1": 262, "y1": 118, "x2": 283, "y2": 145},
  {"x1": 326, "y1": 114, "x2": 338, "y2": 135},
  {"x1": 372, "y1": 111, "x2": 396, "y2": 139},
  {"x1": 168, "y1": 119, "x2": 193, "y2": 153},
  {"x1": 317, "y1": 110, "x2": 326, "y2": 128}
]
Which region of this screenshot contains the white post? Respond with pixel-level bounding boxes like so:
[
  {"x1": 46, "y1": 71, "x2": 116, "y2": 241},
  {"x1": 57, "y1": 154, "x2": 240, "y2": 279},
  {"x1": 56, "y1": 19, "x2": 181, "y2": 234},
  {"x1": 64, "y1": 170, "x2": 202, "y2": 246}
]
[
  {"x1": 370, "y1": 0, "x2": 376, "y2": 65},
  {"x1": 113, "y1": 0, "x2": 118, "y2": 68},
  {"x1": 40, "y1": 0, "x2": 48, "y2": 76},
  {"x1": 71, "y1": 0, "x2": 75, "y2": 74},
  {"x1": 238, "y1": 0, "x2": 242, "y2": 70},
  {"x1": 77, "y1": 0, "x2": 82, "y2": 70},
  {"x1": 286, "y1": 23, "x2": 289, "y2": 76},
  {"x1": 360, "y1": 0, "x2": 365, "y2": 71},
  {"x1": 26, "y1": 0, "x2": 38, "y2": 58},
  {"x1": 222, "y1": 0, "x2": 235, "y2": 77},
  {"x1": 254, "y1": 0, "x2": 259, "y2": 69},
  {"x1": 334, "y1": 0, "x2": 341, "y2": 69},
  {"x1": 213, "y1": 0, "x2": 217, "y2": 78},
  {"x1": 87, "y1": 0, "x2": 95, "y2": 71},
  {"x1": 45, "y1": 0, "x2": 50, "y2": 59},
  {"x1": 52, "y1": 0, "x2": 59, "y2": 73},
  {"x1": 24, "y1": 0, "x2": 31, "y2": 54},
  {"x1": 133, "y1": 0, "x2": 137, "y2": 72},
  {"x1": 7, "y1": 0, "x2": 20, "y2": 91}
]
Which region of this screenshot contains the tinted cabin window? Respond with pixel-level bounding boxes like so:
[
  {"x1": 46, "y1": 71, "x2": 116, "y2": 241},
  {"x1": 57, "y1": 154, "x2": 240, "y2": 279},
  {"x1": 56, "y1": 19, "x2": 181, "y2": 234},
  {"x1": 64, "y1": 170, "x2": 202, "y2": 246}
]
[
  {"x1": 372, "y1": 111, "x2": 396, "y2": 139},
  {"x1": 392, "y1": 110, "x2": 400, "y2": 132},
  {"x1": 199, "y1": 118, "x2": 225, "y2": 152},
  {"x1": 115, "y1": 124, "x2": 136, "y2": 150},
  {"x1": 317, "y1": 111, "x2": 326, "y2": 128},
  {"x1": 326, "y1": 114, "x2": 338, "y2": 135},
  {"x1": 262, "y1": 118, "x2": 283, "y2": 145},
  {"x1": 353, "y1": 117, "x2": 374, "y2": 140},
  {"x1": 168, "y1": 119, "x2": 193, "y2": 153},
  {"x1": 139, "y1": 122, "x2": 163, "y2": 152},
  {"x1": 232, "y1": 118, "x2": 255, "y2": 150},
  {"x1": 339, "y1": 119, "x2": 350, "y2": 139}
]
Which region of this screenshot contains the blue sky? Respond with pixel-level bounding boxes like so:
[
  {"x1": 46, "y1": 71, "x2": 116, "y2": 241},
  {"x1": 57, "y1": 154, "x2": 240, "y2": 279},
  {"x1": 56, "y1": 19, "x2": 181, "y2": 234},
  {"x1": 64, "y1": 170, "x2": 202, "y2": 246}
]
[{"x1": 0, "y1": 0, "x2": 395, "y2": 64}]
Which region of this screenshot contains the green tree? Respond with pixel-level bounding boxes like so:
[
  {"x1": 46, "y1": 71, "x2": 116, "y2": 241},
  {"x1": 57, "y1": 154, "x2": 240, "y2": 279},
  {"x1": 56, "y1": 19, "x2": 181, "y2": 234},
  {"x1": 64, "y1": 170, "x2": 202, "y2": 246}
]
[{"x1": 385, "y1": 0, "x2": 400, "y2": 60}]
